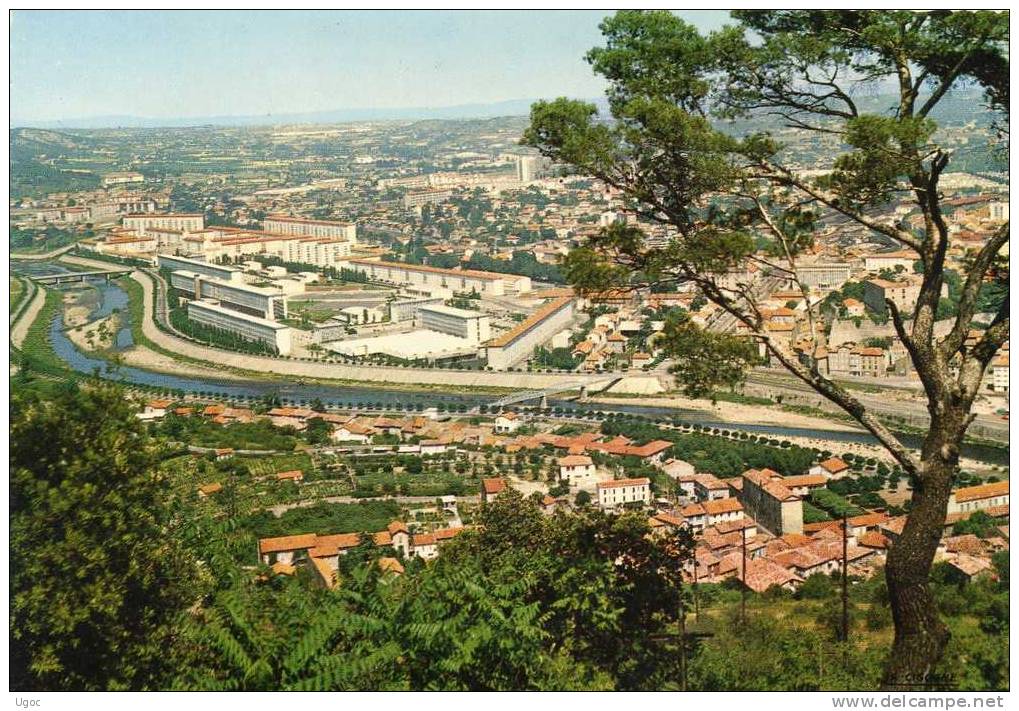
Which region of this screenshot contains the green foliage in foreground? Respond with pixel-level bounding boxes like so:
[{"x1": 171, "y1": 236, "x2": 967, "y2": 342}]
[
  {"x1": 154, "y1": 413, "x2": 300, "y2": 451},
  {"x1": 11, "y1": 383, "x2": 194, "y2": 690},
  {"x1": 241, "y1": 501, "x2": 402, "y2": 540}
]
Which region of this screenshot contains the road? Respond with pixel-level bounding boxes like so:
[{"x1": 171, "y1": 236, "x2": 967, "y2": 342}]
[
  {"x1": 746, "y1": 370, "x2": 1008, "y2": 442},
  {"x1": 10, "y1": 243, "x2": 78, "y2": 261},
  {"x1": 10, "y1": 282, "x2": 47, "y2": 349}
]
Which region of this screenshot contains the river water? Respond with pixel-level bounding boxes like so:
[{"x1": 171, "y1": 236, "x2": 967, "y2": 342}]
[{"x1": 14, "y1": 261, "x2": 1008, "y2": 466}]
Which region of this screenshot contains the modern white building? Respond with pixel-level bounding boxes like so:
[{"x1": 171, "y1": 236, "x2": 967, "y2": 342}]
[
  {"x1": 186, "y1": 300, "x2": 292, "y2": 355},
  {"x1": 483, "y1": 297, "x2": 575, "y2": 370},
  {"x1": 157, "y1": 254, "x2": 245, "y2": 283},
  {"x1": 390, "y1": 297, "x2": 445, "y2": 322},
  {"x1": 988, "y1": 201, "x2": 1009, "y2": 221},
  {"x1": 417, "y1": 304, "x2": 491, "y2": 344},
  {"x1": 343, "y1": 259, "x2": 531, "y2": 296},
  {"x1": 597, "y1": 478, "x2": 652, "y2": 511},
  {"x1": 124, "y1": 213, "x2": 204, "y2": 235},
  {"x1": 787, "y1": 263, "x2": 852, "y2": 291},
  {"x1": 516, "y1": 156, "x2": 539, "y2": 183},
  {"x1": 170, "y1": 270, "x2": 287, "y2": 321},
  {"x1": 262, "y1": 216, "x2": 357, "y2": 243},
  {"x1": 864, "y1": 251, "x2": 918, "y2": 273},
  {"x1": 403, "y1": 189, "x2": 454, "y2": 209}
]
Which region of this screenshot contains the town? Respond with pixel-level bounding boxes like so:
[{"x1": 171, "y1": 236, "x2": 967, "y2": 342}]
[
  {"x1": 9, "y1": 8, "x2": 1009, "y2": 696},
  {"x1": 127, "y1": 393, "x2": 1008, "y2": 595}
]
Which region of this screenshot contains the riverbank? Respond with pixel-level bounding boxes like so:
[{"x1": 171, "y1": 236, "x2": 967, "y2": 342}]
[{"x1": 591, "y1": 393, "x2": 864, "y2": 433}]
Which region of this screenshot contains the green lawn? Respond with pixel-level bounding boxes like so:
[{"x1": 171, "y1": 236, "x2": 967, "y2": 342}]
[{"x1": 10, "y1": 277, "x2": 25, "y2": 314}]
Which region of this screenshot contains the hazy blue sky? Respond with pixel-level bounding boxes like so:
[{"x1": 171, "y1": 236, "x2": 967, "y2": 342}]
[{"x1": 10, "y1": 10, "x2": 733, "y2": 123}]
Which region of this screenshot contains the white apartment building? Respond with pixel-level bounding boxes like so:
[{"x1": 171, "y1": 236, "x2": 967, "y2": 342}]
[
  {"x1": 262, "y1": 216, "x2": 356, "y2": 242},
  {"x1": 157, "y1": 254, "x2": 245, "y2": 283},
  {"x1": 403, "y1": 189, "x2": 454, "y2": 209},
  {"x1": 102, "y1": 171, "x2": 145, "y2": 187},
  {"x1": 343, "y1": 259, "x2": 530, "y2": 296},
  {"x1": 186, "y1": 300, "x2": 292, "y2": 355},
  {"x1": 124, "y1": 213, "x2": 204, "y2": 235},
  {"x1": 483, "y1": 297, "x2": 575, "y2": 370},
  {"x1": 282, "y1": 237, "x2": 353, "y2": 265},
  {"x1": 597, "y1": 478, "x2": 652, "y2": 511},
  {"x1": 516, "y1": 156, "x2": 539, "y2": 182},
  {"x1": 417, "y1": 304, "x2": 491, "y2": 344}
]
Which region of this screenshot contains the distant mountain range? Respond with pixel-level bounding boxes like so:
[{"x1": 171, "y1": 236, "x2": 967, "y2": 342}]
[{"x1": 12, "y1": 97, "x2": 610, "y2": 130}]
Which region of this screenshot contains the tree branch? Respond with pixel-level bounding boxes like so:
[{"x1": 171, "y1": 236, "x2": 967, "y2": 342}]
[
  {"x1": 754, "y1": 161, "x2": 924, "y2": 251},
  {"x1": 937, "y1": 222, "x2": 1009, "y2": 360}
]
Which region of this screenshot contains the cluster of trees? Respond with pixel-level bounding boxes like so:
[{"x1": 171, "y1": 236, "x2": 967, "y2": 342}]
[
  {"x1": 244, "y1": 501, "x2": 402, "y2": 541},
  {"x1": 11, "y1": 225, "x2": 85, "y2": 253},
  {"x1": 600, "y1": 417, "x2": 815, "y2": 477},
  {"x1": 155, "y1": 413, "x2": 300, "y2": 451},
  {"x1": 464, "y1": 251, "x2": 565, "y2": 284},
  {"x1": 532, "y1": 345, "x2": 581, "y2": 370}
]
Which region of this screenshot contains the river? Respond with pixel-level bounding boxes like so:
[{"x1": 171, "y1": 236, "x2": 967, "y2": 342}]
[{"x1": 13, "y1": 260, "x2": 1008, "y2": 466}]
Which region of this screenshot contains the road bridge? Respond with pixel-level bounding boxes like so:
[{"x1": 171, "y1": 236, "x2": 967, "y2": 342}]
[
  {"x1": 29, "y1": 268, "x2": 132, "y2": 285},
  {"x1": 489, "y1": 376, "x2": 621, "y2": 409}
]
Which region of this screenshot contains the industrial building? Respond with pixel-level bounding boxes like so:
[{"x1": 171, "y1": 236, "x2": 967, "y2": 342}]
[
  {"x1": 186, "y1": 300, "x2": 292, "y2": 355},
  {"x1": 325, "y1": 330, "x2": 479, "y2": 362},
  {"x1": 417, "y1": 304, "x2": 491, "y2": 344},
  {"x1": 390, "y1": 297, "x2": 445, "y2": 322},
  {"x1": 342, "y1": 259, "x2": 531, "y2": 296},
  {"x1": 483, "y1": 297, "x2": 575, "y2": 370}
]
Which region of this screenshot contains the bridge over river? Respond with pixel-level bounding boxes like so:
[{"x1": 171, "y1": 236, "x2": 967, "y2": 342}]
[
  {"x1": 29, "y1": 268, "x2": 133, "y2": 285},
  {"x1": 488, "y1": 376, "x2": 626, "y2": 409}
]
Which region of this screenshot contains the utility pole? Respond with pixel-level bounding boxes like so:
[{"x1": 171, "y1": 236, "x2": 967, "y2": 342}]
[
  {"x1": 740, "y1": 525, "x2": 747, "y2": 625},
  {"x1": 678, "y1": 587, "x2": 688, "y2": 692},
  {"x1": 841, "y1": 511, "x2": 849, "y2": 665},
  {"x1": 693, "y1": 558, "x2": 700, "y2": 621}
]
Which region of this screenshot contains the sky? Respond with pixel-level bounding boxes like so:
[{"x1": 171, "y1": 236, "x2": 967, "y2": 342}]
[{"x1": 10, "y1": 10, "x2": 733, "y2": 124}]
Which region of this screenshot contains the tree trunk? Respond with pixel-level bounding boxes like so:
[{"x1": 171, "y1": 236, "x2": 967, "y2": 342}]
[{"x1": 881, "y1": 419, "x2": 960, "y2": 689}]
